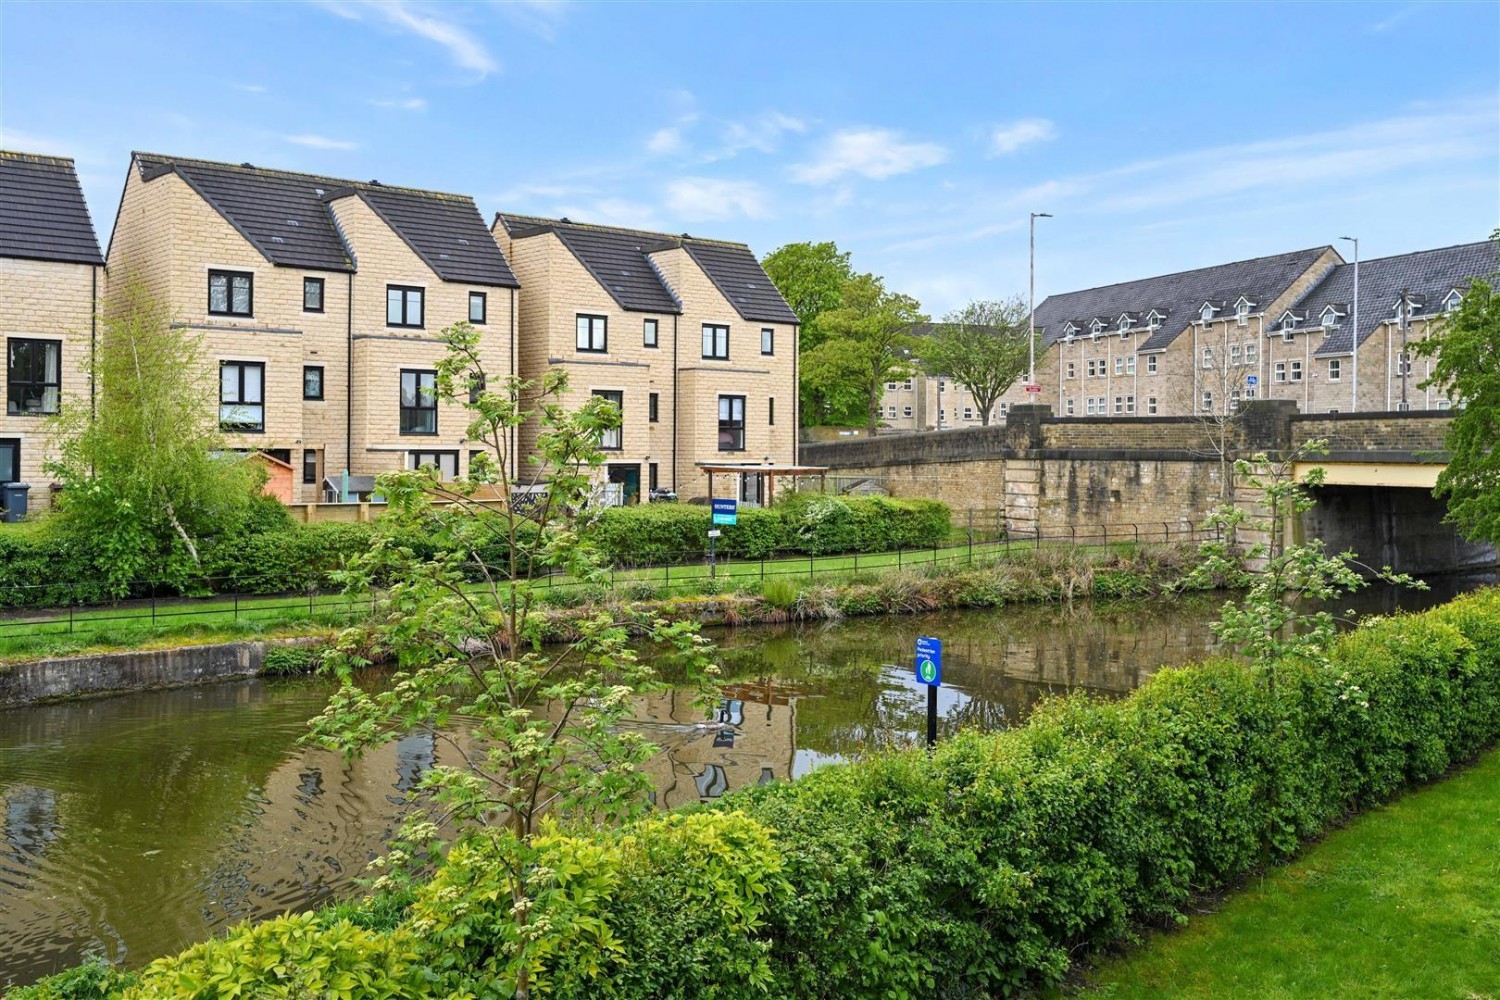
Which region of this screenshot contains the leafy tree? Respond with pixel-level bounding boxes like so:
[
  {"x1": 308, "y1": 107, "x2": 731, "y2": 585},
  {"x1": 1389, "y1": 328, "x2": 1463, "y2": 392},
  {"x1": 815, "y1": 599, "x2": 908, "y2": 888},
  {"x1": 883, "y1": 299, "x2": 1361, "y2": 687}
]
[
  {"x1": 798, "y1": 336, "x2": 870, "y2": 428},
  {"x1": 307, "y1": 321, "x2": 720, "y2": 999},
  {"x1": 809, "y1": 272, "x2": 925, "y2": 431},
  {"x1": 761, "y1": 240, "x2": 852, "y2": 353},
  {"x1": 918, "y1": 297, "x2": 1034, "y2": 426},
  {"x1": 1413, "y1": 240, "x2": 1500, "y2": 543},
  {"x1": 46, "y1": 280, "x2": 264, "y2": 593}
]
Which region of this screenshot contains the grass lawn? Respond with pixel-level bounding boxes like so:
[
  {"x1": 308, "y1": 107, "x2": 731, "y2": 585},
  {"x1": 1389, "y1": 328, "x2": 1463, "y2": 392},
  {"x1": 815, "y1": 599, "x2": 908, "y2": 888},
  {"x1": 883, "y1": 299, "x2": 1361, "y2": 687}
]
[{"x1": 1069, "y1": 748, "x2": 1500, "y2": 999}]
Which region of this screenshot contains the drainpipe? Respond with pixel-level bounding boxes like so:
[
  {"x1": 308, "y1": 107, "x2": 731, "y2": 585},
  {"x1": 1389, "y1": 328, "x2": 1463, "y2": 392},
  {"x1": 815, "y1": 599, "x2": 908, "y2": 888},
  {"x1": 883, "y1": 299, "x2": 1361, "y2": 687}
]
[
  {"x1": 671, "y1": 313, "x2": 679, "y2": 491},
  {"x1": 510, "y1": 287, "x2": 517, "y2": 481},
  {"x1": 345, "y1": 271, "x2": 353, "y2": 498},
  {"x1": 90, "y1": 265, "x2": 98, "y2": 419},
  {"x1": 792, "y1": 322, "x2": 800, "y2": 464}
]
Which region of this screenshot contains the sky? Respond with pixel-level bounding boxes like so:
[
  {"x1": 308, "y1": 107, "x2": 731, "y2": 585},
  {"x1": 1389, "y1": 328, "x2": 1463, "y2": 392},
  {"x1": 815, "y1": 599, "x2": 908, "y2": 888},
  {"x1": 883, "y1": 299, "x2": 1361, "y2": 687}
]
[{"x1": 2, "y1": 1, "x2": 1497, "y2": 316}]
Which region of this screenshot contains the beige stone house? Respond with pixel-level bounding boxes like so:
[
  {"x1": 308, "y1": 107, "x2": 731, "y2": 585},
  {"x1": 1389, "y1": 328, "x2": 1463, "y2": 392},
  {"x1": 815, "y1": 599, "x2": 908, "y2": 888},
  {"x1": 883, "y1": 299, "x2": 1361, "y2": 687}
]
[
  {"x1": 0, "y1": 151, "x2": 105, "y2": 510},
  {"x1": 493, "y1": 215, "x2": 799, "y2": 503},
  {"x1": 107, "y1": 153, "x2": 518, "y2": 502}
]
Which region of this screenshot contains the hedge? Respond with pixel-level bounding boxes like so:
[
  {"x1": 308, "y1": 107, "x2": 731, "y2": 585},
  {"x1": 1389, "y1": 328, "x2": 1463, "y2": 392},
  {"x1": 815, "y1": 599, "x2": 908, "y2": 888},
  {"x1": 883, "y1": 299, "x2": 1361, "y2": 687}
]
[
  {"x1": 0, "y1": 495, "x2": 952, "y2": 608},
  {"x1": 32, "y1": 588, "x2": 1500, "y2": 999}
]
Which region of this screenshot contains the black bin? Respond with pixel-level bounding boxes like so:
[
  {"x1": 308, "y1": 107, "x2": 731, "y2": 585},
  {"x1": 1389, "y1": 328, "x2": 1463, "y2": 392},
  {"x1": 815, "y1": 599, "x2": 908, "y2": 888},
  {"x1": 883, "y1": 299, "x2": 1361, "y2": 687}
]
[{"x1": 2, "y1": 483, "x2": 30, "y2": 522}]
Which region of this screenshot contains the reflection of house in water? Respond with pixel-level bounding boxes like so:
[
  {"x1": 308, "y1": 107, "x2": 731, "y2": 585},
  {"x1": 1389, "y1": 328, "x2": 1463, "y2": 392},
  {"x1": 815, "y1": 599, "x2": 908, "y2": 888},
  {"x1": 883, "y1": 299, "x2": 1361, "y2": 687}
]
[{"x1": 633, "y1": 683, "x2": 798, "y2": 810}]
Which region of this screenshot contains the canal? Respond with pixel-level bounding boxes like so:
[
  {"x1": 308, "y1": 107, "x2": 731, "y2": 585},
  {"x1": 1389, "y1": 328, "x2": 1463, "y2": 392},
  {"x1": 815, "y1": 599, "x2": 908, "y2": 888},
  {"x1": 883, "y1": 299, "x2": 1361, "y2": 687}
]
[{"x1": 0, "y1": 577, "x2": 1487, "y2": 986}]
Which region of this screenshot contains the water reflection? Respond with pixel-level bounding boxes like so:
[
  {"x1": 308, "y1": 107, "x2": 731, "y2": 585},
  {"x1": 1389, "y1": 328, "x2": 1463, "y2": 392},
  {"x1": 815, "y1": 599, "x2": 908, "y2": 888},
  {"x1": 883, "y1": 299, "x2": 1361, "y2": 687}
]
[{"x1": 0, "y1": 578, "x2": 1488, "y2": 987}]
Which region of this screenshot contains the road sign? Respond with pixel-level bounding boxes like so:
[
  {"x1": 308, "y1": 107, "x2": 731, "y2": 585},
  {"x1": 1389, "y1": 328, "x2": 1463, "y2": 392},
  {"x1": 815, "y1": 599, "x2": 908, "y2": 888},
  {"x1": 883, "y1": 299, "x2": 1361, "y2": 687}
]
[
  {"x1": 707, "y1": 529, "x2": 721, "y2": 538},
  {"x1": 915, "y1": 636, "x2": 942, "y2": 686},
  {"x1": 1024, "y1": 383, "x2": 1043, "y2": 393},
  {"x1": 1246, "y1": 374, "x2": 1259, "y2": 386},
  {"x1": 711, "y1": 498, "x2": 738, "y2": 526}
]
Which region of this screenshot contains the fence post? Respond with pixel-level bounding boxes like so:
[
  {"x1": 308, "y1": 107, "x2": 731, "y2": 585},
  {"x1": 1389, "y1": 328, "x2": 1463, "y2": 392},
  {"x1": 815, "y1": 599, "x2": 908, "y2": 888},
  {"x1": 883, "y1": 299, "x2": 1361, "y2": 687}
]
[
  {"x1": 151, "y1": 582, "x2": 157, "y2": 627},
  {"x1": 809, "y1": 552, "x2": 814, "y2": 581},
  {"x1": 234, "y1": 593, "x2": 239, "y2": 623},
  {"x1": 1163, "y1": 521, "x2": 1170, "y2": 544},
  {"x1": 309, "y1": 587, "x2": 315, "y2": 617},
  {"x1": 898, "y1": 547, "x2": 902, "y2": 570},
  {"x1": 967, "y1": 531, "x2": 973, "y2": 566},
  {"x1": 1134, "y1": 522, "x2": 1139, "y2": 545},
  {"x1": 68, "y1": 604, "x2": 74, "y2": 634}
]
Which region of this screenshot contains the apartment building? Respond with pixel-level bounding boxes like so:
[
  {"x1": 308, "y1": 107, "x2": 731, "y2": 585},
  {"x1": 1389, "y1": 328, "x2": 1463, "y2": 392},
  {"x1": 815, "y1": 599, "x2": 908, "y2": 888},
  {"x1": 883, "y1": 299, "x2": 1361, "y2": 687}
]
[
  {"x1": 107, "y1": 153, "x2": 518, "y2": 502},
  {"x1": 1272, "y1": 241, "x2": 1494, "y2": 413},
  {"x1": 493, "y1": 214, "x2": 799, "y2": 503},
  {"x1": 877, "y1": 324, "x2": 1021, "y2": 432},
  {"x1": 0, "y1": 151, "x2": 104, "y2": 508}
]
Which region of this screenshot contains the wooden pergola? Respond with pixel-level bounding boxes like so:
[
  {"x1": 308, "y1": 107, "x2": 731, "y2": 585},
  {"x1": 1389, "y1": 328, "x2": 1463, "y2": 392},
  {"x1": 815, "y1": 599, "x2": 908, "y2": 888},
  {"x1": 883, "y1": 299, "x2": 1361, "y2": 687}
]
[{"x1": 700, "y1": 464, "x2": 829, "y2": 506}]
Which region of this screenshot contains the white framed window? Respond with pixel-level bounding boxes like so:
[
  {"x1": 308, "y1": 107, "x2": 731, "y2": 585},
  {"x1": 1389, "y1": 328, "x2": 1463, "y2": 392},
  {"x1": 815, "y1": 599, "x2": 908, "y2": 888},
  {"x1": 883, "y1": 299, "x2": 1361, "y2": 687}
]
[
  {"x1": 1328, "y1": 407, "x2": 1340, "y2": 414},
  {"x1": 1146, "y1": 354, "x2": 1158, "y2": 375},
  {"x1": 1437, "y1": 399, "x2": 1452, "y2": 410},
  {"x1": 1395, "y1": 352, "x2": 1412, "y2": 376},
  {"x1": 1125, "y1": 395, "x2": 1136, "y2": 414},
  {"x1": 1274, "y1": 361, "x2": 1287, "y2": 383},
  {"x1": 1444, "y1": 290, "x2": 1463, "y2": 312},
  {"x1": 1086, "y1": 397, "x2": 1096, "y2": 415},
  {"x1": 1086, "y1": 359, "x2": 1097, "y2": 378},
  {"x1": 1146, "y1": 396, "x2": 1158, "y2": 415},
  {"x1": 1290, "y1": 360, "x2": 1303, "y2": 382},
  {"x1": 886, "y1": 381, "x2": 899, "y2": 390},
  {"x1": 1125, "y1": 356, "x2": 1136, "y2": 375},
  {"x1": 1066, "y1": 361, "x2": 1076, "y2": 379},
  {"x1": 1284, "y1": 329, "x2": 1296, "y2": 344},
  {"x1": 1396, "y1": 401, "x2": 1412, "y2": 412},
  {"x1": 998, "y1": 402, "x2": 1010, "y2": 416},
  {"x1": 1231, "y1": 387, "x2": 1242, "y2": 411},
  {"x1": 1230, "y1": 344, "x2": 1242, "y2": 366},
  {"x1": 903, "y1": 379, "x2": 913, "y2": 390},
  {"x1": 1328, "y1": 358, "x2": 1342, "y2": 381},
  {"x1": 903, "y1": 405, "x2": 912, "y2": 417},
  {"x1": 1114, "y1": 395, "x2": 1123, "y2": 414},
  {"x1": 1200, "y1": 304, "x2": 1215, "y2": 322},
  {"x1": 1321, "y1": 308, "x2": 1338, "y2": 329},
  {"x1": 963, "y1": 406, "x2": 973, "y2": 420},
  {"x1": 1201, "y1": 390, "x2": 1213, "y2": 412},
  {"x1": 1245, "y1": 342, "x2": 1258, "y2": 364},
  {"x1": 1065, "y1": 398, "x2": 1075, "y2": 416},
  {"x1": 1236, "y1": 303, "x2": 1249, "y2": 326},
  {"x1": 1245, "y1": 386, "x2": 1257, "y2": 399},
  {"x1": 1114, "y1": 357, "x2": 1125, "y2": 376},
  {"x1": 1201, "y1": 347, "x2": 1213, "y2": 369}
]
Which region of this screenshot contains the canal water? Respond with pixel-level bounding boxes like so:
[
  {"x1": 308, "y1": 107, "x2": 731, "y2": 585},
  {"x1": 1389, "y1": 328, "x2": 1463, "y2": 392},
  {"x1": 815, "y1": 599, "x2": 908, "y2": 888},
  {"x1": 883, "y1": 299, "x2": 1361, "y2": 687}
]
[{"x1": 0, "y1": 578, "x2": 1488, "y2": 987}]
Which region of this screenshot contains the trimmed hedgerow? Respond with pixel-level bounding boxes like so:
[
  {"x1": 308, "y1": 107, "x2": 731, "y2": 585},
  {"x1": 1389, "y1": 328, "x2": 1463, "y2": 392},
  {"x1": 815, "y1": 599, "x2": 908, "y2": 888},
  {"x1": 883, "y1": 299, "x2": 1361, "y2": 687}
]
[{"x1": 32, "y1": 589, "x2": 1500, "y2": 999}]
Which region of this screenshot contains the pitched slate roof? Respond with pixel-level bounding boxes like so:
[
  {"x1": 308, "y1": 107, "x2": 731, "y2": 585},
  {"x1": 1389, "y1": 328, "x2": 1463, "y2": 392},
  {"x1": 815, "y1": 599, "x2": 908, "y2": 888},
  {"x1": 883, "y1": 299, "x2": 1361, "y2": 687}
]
[
  {"x1": 133, "y1": 153, "x2": 517, "y2": 286},
  {"x1": 1293, "y1": 241, "x2": 1498, "y2": 357},
  {"x1": 1033, "y1": 247, "x2": 1335, "y2": 353},
  {"x1": 497, "y1": 213, "x2": 797, "y2": 323},
  {"x1": 0, "y1": 151, "x2": 104, "y2": 265}
]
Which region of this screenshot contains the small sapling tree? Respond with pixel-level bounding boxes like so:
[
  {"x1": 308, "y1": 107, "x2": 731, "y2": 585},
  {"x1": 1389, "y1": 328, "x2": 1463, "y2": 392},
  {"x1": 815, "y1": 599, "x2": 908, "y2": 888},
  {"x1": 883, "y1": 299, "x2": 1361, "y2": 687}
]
[{"x1": 307, "y1": 322, "x2": 720, "y2": 998}]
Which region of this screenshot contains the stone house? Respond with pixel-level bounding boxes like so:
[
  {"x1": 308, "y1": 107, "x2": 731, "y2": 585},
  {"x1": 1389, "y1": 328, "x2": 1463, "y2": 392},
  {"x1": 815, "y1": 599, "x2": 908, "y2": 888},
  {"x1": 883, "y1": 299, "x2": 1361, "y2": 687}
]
[
  {"x1": 0, "y1": 151, "x2": 105, "y2": 509},
  {"x1": 107, "y1": 152, "x2": 518, "y2": 503},
  {"x1": 493, "y1": 215, "x2": 799, "y2": 503}
]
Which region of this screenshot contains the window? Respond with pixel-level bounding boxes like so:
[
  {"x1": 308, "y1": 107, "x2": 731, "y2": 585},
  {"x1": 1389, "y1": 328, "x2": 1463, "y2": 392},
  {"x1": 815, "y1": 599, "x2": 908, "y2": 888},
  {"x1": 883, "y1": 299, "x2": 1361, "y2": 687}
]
[
  {"x1": 468, "y1": 374, "x2": 486, "y2": 405},
  {"x1": 649, "y1": 462, "x2": 659, "y2": 492},
  {"x1": 903, "y1": 405, "x2": 912, "y2": 418},
  {"x1": 1321, "y1": 309, "x2": 1338, "y2": 330},
  {"x1": 302, "y1": 449, "x2": 318, "y2": 485},
  {"x1": 219, "y1": 361, "x2": 264, "y2": 432},
  {"x1": 593, "y1": 390, "x2": 623, "y2": 450},
  {"x1": 769, "y1": 397, "x2": 775, "y2": 425},
  {"x1": 1146, "y1": 396, "x2": 1158, "y2": 415},
  {"x1": 7, "y1": 338, "x2": 61, "y2": 415},
  {"x1": 903, "y1": 379, "x2": 913, "y2": 390},
  {"x1": 886, "y1": 381, "x2": 899, "y2": 390},
  {"x1": 1395, "y1": 352, "x2": 1412, "y2": 376},
  {"x1": 1396, "y1": 401, "x2": 1412, "y2": 412},
  {"x1": 1125, "y1": 395, "x2": 1136, "y2": 414},
  {"x1": 998, "y1": 402, "x2": 1009, "y2": 416},
  {"x1": 1119, "y1": 317, "x2": 1131, "y2": 332},
  {"x1": 1087, "y1": 359, "x2": 1098, "y2": 378},
  {"x1": 1201, "y1": 390, "x2": 1213, "y2": 412},
  {"x1": 469, "y1": 291, "x2": 487, "y2": 325},
  {"x1": 408, "y1": 450, "x2": 458, "y2": 480},
  {"x1": 399, "y1": 369, "x2": 437, "y2": 435},
  {"x1": 1113, "y1": 395, "x2": 1123, "y2": 414},
  {"x1": 937, "y1": 378, "x2": 946, "y2": 390},
  {"x1": 1086, "y1": 397, "x2": 1096, "y2": 416},
  {"x1": 1328, "y1": 358, "x2": 1342, "y2": 381},
  {"x1": 575, "y1": 314, "x2": 607, "y2": 352},
  {"x1": 386, "y1": 285, "x2": 424, "y2": 328},
  {"x1": 1245, "y1": 342, "x2": 1258, "y2": 364},
  {"x1": 1230, "y1": 344, "x2": 1242, "y2": 366},
  {"x1": 939, "y1": 408, "x2": 946, "y2": 421},
  {"x1": 303, "y1": 365, "x2": 324, "y2": 401},
  {"x1": 209, "y1": 269, "x2": 253, "y2": 316},
  {"x1": 1065, "y1": 398, "x2": 1075, "y2": 416},
  {"x1": 1146, "y1": 354, "x2": 1158, "y2": 374},
  {"x1": 886, "y1": 405, "x2": 896, "y2": 418},
  {"x1": 702, "y1": 324, "x2": 729, "y2": 360},
  {"x1": 1066, "y1": 361, "x2": 1076, "y2": 379},
  {"x1": 644, "y1": 319, "x2": 659, "y2": 348},
  {"x1": 648, "y1": 392, "x2": 659, "y2": 423},
  {"x1": 1437, "y1": 399, "x2": 1453, "y2": 410},
  {"x1": 1200, "y1": 304, "x2": 1215, "y2": 322},
  {"x1": 1328, "y1": 407, "x2": 1340, "y2": 414},
  {"x1": 963, "y1": 407, "x2": 973, "y2": 419},
  {"x1": 1114, "y1": 357, "x2": 1125, "y2": 376},
  {"x1": 1245, "y1": 385, "x2": 1258, "y2": 399},
  {"x1": 717, "y1": 395, "x2": 745, "y2": 451},
  {"x1": 303, "y1": 276, "x2": 324, "y2": 313},
  {"x1": 0, "y1": 438, "x2": 17, "y2": 484},
  {"x1": 1284, "y1": 329, "x2": 1296, "y2": 344},
  {"x1": 761, "y1": 328, "x2": 774, "y2": 355},
  {"x1": 1275, "y1": 362, "x2": 1287, "y2": 383},
  {"x1": 1290, "y1": 360, "x2": 1303, "y2": 382},
  {"x1": 1126, "y1": 356, "x2": 1136, "y2": 375},
  {"x1": 1445, "y1": 291, "x2": 1463, "y2": 312},
  {"x1": 1236, "y1": 303, "x2": 1249, "y2": 326},
  {"x1": 1201, "y1": 347, "x2": 1214, "y2": 369}
]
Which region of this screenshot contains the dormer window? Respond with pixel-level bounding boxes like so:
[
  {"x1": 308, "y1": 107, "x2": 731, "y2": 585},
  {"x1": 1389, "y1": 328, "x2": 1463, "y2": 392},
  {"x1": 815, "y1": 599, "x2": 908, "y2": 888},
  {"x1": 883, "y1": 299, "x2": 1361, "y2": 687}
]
[
  {"x1": 1090, "y1": 320, "x2": 1105, "y2": 335},
  {"x1": 1118, "y1": 316, "x2": 1131, "y2": 333},
  {"x1": 1235, "y1": 300, "x2": 1251, "y2": 326},
  {"x1": 1146, "y1": 311, "x2": 1164, "y2": 331},
  {"x1": 1444, "y1": 290, "x2": 1463, "y2": 312},
  {"x1": 1320, "y1": 307, "x2": 1339, "y2": 329},
  {"x1": 1280, "y1": 313, "x2": 1299, "y2": 331},
  {"x1": 1200, "y1": 304, "x2": 1216, "y2": 323}
]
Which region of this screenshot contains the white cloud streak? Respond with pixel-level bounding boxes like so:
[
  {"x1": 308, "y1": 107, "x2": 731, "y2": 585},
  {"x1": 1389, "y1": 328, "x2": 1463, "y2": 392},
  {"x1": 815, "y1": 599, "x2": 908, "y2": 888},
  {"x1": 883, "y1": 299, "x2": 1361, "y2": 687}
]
[
  {"x1": 282, "y1": 133, "x2": 361, "y2": 151},
  {"x1": 790, "y1": 128, "x2": 947, "y2": 184},
  {"x1": 371, "y1": 97, "x2": 428, "y2": 111},
  {"x1": 320, "y1": 1, "x2": 498, "y2": 77},
  {"x1": 989, "y1": 118, "x2": 1057, "y2": 155},
  {"x1": 664, "y1": 177, "x2": 770, "y2": 221}
]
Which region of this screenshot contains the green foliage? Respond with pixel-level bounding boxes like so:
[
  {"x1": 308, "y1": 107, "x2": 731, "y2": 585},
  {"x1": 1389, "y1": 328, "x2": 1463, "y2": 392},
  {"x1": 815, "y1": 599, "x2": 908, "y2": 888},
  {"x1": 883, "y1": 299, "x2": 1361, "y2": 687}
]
[
  {"x1": 802, "y1": 272, "x2": 925, "y2": 428},
  {"x1": 123, "y1": 912, "x2": 428, "y2": 999},
  {"x1": 1412, "y1": 252, "x2": 1500, "y2": 543},
  {"x1": 760, "y1": 241, "x2": 853, "y2": 354},
  {"x1": 919, "y1": 297, "x2": 1036, "y2": 425},
  {"x1": 45, "y1": 281, "x2": 266, "y2": 596},
  {"x1": 6, "y1": 958, "x2": 137, "y2": 999},
  {"x1": 260, "y1": 643, "x2": 323, "y2": 676}
]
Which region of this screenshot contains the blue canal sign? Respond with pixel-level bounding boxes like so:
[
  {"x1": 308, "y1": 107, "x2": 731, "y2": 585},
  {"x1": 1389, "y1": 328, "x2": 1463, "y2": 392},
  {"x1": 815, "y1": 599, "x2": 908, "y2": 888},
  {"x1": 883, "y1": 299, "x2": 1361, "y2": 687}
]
[
  {"x1": 915, "y1": 636, "x2": 942, "y2": 686},
  {"x1": 1246, "y1": 374, "x2": 1259, "y2": 386},
  {"x1": 711, "y1": 498, "x2": 738, "y2": 526}
]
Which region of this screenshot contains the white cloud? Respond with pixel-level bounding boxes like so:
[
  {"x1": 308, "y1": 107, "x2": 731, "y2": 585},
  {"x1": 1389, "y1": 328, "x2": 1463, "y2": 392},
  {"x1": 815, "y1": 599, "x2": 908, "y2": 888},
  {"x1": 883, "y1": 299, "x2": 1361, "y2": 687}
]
[
  {"x1": 710, "y1": 111, "x2": 807, "y2": 159},
  {"x1": 555, "y1": 197, "x2": 660, "y2": 230},
  {"x1": 319, "y1": 1, "x2": 498, "y2": 77},
  {"x1": 790, "y1": 128, "x2": 947, "y2": 184},
  {"x1": 1371, "y1": 3, "x2": 1420, "y2": 32},
  {"x1": 282, "y1": 133, "x2": 361, "y2": 151},
  {"x1": 664, "y1": 177, "x2": 770, "y2": 221},
  {"x1": 371, "y1": 97, "x2": 428, "y2": 111},
  {"x1": 647, "y1": 127, "x2": 687, "y2": 155},
  {"x1": 496, "y1": 0, "x2": 569, "y2": 41},
  {"x1": 232, "y1": 82, "x2": 269, "y2": 94},
  {"x1": 989, "y1": 118, "x2": 1057, "y2": 155}
]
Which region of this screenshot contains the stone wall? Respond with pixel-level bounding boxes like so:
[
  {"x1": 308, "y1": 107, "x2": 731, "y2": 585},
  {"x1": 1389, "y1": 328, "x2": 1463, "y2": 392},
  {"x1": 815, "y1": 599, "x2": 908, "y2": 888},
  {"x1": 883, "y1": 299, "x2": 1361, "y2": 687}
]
[
  {"x1": 0, "y1": 641, "x2": 265, "y2": 706},
  {"x1": 1289, "y1": 411, "x2": 1450, "y2": 455}
]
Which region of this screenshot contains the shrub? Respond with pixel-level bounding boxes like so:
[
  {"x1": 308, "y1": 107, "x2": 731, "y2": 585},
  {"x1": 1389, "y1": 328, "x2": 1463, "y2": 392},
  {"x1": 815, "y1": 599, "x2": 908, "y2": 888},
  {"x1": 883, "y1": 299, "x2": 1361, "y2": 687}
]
[
  {"x1": 260, "y1": 643, "x2": 323, "y2": 676},
  {"x1": 6, "y1": 958, "x2": 137, "y2": 999}
]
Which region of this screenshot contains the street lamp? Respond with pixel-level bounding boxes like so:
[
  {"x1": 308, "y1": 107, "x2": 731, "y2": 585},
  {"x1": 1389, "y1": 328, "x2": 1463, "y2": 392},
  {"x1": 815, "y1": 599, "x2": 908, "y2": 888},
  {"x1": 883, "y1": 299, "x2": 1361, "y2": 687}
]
[
  {"x1": 1340, "y1": 236, "x2": 1359, "y2": 412},
  {"x1": 1029, "y1": 212, "x2": 1052, "y2": 391}
]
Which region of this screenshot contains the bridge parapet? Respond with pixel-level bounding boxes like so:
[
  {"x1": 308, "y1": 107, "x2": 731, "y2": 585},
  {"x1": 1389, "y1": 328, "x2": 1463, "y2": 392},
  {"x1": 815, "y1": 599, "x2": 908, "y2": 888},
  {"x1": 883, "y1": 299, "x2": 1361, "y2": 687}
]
[{"x1": 1289, "y1": 410, "x2": 1450, "y2": 460}]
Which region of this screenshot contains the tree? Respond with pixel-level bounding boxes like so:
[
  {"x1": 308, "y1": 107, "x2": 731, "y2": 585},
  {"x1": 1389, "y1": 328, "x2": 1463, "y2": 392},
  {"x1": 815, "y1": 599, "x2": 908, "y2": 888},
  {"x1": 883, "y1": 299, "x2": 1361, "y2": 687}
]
[
  {"x1": 46, "y1": 280, "x2": 264, "y2": 593},
  {"x1": 1413, "y1": 241, "x2": 1500, "y2": 543},
  {"x1": 306, "y1": 321, "x2": 720, "y2": 999},
  {"x1": 761, "y1": 241, "x2": 852, "y2": 353},
  {"x1": 918, "y1": 297, "x2": 1033, "y2": 426},
  {"x1": 811, "y1": 272, "x2": 925, "y2": 432}
]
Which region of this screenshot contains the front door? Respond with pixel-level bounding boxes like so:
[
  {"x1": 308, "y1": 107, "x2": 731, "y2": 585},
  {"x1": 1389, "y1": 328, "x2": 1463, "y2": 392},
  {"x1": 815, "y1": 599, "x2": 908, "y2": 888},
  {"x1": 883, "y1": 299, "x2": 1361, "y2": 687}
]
[
  {"x1": 607, "y1": 464, "x2": 640, "y2": 505},
  {"x1": 740, "y1": 472, "x2": 764, "y2": 506}
]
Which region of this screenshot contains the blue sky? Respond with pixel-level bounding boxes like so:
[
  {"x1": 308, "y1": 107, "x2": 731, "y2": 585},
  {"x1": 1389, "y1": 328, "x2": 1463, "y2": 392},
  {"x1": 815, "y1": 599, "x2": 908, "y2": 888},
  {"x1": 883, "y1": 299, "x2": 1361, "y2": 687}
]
[{"x1": 3, "y1": 1, "x2": 1496, "y2": 315}]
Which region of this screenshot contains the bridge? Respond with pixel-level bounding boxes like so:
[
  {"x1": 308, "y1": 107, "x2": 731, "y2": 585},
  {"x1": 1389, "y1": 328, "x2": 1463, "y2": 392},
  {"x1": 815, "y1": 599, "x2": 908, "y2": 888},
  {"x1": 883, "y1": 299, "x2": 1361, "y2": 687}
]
[{"x1": 800, "y1": 403, "x2": 1494, "y2": 575}]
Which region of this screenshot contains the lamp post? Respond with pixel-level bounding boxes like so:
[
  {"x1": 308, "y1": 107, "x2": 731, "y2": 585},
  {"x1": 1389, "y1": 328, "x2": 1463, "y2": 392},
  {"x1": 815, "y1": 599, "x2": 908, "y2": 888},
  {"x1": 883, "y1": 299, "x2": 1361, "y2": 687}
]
[
  {"x1": 1340, "y1": 236, "x2": 1359, "y2": 412},
  {"x1": 1029, "y1": 212, "x2": 1052, "y2": 390}
]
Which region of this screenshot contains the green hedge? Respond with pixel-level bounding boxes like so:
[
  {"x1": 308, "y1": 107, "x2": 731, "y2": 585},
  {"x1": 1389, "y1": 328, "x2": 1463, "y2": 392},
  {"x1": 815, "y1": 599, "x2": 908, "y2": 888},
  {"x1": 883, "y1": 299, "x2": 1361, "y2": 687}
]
[{"x1": 42, "y1": 589, "x2": 1500, "y2": 998}]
